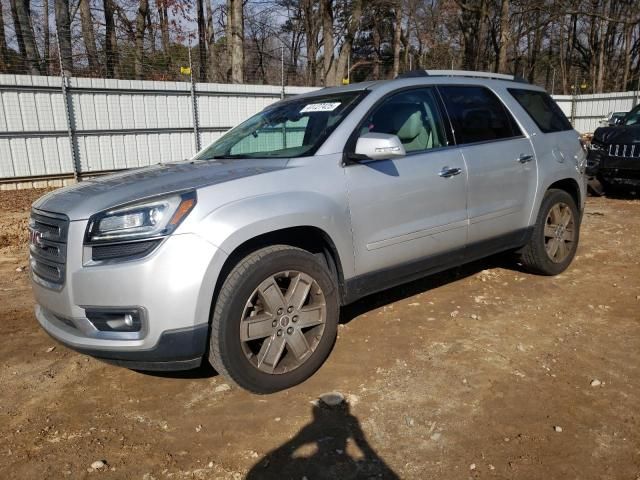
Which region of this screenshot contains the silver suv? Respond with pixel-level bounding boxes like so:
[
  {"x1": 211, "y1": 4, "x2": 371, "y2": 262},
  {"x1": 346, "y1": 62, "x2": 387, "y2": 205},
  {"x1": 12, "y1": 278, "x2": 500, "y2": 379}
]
[{"x1": 30, "y1": 71, "x2": 587, "y2": 393}]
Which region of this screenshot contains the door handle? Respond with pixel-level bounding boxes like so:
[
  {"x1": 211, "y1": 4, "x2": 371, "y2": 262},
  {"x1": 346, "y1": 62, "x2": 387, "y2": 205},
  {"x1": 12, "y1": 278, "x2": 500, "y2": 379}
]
[
  {"x1": 518, "y1": 154, "x2": 534, "y2": 163},
  {"x1": 439, "y1": 166, "x2": 462, "y2": 178}
]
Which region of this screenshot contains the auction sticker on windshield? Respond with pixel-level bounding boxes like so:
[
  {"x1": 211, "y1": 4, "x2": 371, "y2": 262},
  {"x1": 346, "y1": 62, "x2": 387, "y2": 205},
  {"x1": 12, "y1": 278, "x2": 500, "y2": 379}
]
[{"x1": 300, "y1": 102, "x2": 341, "y2": 113}]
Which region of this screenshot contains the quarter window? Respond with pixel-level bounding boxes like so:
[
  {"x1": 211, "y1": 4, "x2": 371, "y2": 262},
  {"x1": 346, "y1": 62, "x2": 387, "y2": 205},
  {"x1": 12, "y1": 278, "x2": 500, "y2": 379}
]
[
  {"x1": 508, "y1": 88, "x2": 573, "y2": 133},
  {"x1": 439, "y1": 86, "x2": 522, "y2": 144},
  {"x1": 359, "y1": 88, "x2": 449, "y2": 154}
]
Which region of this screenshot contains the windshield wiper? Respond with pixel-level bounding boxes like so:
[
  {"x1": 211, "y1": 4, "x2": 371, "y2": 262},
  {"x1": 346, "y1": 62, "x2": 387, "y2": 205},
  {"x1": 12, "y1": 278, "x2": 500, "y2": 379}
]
[{"x1": 206, "y1": 154, "x2": 248, "y2": 160}]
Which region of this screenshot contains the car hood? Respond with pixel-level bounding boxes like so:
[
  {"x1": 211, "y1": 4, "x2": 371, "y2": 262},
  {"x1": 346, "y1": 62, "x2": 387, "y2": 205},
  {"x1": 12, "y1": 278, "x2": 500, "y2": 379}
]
[
  {"x1": 593, "y1": 125, "x2": 640, "y2": 145},
  {"x1": 33, "y1": 158, "x2": 290, "y2": 220}
]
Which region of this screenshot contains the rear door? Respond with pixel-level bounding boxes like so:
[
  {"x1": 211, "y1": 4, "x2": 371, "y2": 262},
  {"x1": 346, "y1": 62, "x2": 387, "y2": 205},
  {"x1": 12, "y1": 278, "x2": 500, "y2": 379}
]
[
  {"x1": 439, "y1": 85, "x2": 537, "y2": 244},
  {"x1": 345, "y1": 87, "x2": 468, "y2": 277}
]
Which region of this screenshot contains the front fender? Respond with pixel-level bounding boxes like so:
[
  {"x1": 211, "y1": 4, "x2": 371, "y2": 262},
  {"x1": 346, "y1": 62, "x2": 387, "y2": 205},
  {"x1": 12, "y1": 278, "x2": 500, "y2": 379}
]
[{"x1": 193, "y1": 191, "x2": 356, "y2": 280}]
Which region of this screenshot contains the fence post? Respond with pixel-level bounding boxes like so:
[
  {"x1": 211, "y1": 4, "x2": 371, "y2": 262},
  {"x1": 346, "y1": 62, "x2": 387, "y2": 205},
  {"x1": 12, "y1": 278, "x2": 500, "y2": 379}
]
[
  {"x1": 56, "y1": 34, "x2": 81, "y2": 181},
  {"x1": 634, "y1": 74, "x2": 640, "y2": 108},
  {"x1": 280, "y1": 46, "x2": 285, "y2": 100},
  {"x1": 188, "y1": 45, "x2": 201, "y2": 153}
]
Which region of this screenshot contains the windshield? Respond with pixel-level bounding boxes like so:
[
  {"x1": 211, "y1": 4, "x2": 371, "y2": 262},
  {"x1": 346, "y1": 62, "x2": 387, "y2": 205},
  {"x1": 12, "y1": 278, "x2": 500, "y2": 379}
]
[
  {"x1": 196, "y1": 91, "x2": 365, "y2": 160},
  {"x1": 624, "y1": 105, "x2": 640, "y2": 126}
]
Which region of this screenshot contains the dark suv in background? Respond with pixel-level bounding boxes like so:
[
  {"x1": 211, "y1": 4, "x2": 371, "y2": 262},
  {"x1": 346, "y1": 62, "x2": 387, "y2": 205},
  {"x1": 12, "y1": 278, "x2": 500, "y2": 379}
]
[{"x1": 588, "y1": 104, "x2": 640, "y2": 191}]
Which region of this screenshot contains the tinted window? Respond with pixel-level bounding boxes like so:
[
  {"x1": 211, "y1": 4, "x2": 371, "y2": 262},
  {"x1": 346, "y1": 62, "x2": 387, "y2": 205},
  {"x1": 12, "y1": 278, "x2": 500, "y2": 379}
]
[
  {"x1": 359, "y1": 88, "x2": 449, "y2": 153},
  {"x1": 509, "y1": 88, "x2": 573, "y2": 133},
  {"x1": 439, "y1": 86, "x2": 522, "y2": 144},
  {"x1": 623, "y1": 105, "x2": 640, "y2": 126}
]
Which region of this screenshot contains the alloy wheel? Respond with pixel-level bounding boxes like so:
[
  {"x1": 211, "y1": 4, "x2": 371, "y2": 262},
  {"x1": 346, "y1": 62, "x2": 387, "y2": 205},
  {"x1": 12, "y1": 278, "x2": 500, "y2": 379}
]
[
  {"x1": 543, "y1": 202, "x2": 576, "y2": 263},
  {"x1": 239, "y1": 270, "x2": 326, "y2": 374}
]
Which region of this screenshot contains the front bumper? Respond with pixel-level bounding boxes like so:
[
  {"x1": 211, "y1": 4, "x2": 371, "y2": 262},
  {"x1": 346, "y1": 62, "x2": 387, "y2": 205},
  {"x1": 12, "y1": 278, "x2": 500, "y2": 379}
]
[
  {"x1": 587, "y1": 149, "x2": 640, "y2": 185},
  {"x1": 32, "y1": 225, "x2": 227, "y2": 370},
  {"x1": 37, "y1": 306, "x2": 209, "y2": 370}
]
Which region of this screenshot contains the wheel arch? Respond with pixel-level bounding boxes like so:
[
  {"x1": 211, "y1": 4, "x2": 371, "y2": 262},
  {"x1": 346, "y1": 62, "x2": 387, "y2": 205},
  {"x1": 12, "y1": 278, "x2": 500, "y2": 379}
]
[
  {"x1": 222, "y1": 225, "x2": 345, "y2": 296},
  {"x1": 547, "y1": 178, "x2": 582, "y2": 211}
]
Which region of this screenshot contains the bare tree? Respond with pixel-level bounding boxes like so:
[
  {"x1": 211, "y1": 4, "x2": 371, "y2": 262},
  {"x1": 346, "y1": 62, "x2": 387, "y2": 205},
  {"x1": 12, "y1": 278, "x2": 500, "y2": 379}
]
[
  {"x1": 301, "y1": 0, "x2": 320, "y2": 85},
  {"x1": 104, "y1": 0, "x2": 118, "y2": 77},
  {"x1": 43, "y1": 0, "x2": 50, "y2": 74},
  {"x1": 79, "y1": 0, "x2": 99, "y2": 73},
  {"x1": 0, "y1": 3, "x2": 8, "y2": 71},
  {"x1": 197, "y1": 0, "x2": 207, "y2": 81},
  {"x1": 229, "y1": 0, "x2": 244, "y2": 83},
  {"x1": 206, "y1": 0, "x2": 217, "y2": 81},
  {"x1": 158, "y1": 0, "x2": 170, "y2": 65},
  {"x1": 392, "y1": 0, "x2": 403, "y2": 77},
  {"x1": 134, "y1": 0, "x2": 149, "y2": 79},
  {"x1": 14, "y1": 0, "x2": 42, "y2": 74},
  {"x1": 54, "y1": 0, "x2": 72, "y2": 73},
  {"x1": 496, "y1": 0, "x2": 509, "y2": 73}
]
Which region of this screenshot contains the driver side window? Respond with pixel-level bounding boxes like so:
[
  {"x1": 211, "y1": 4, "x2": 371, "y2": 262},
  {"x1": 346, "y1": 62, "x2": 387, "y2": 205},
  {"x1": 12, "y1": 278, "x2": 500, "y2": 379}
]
[{"x1": 360, "y1": 88, "x2": 448, "y2": 154}]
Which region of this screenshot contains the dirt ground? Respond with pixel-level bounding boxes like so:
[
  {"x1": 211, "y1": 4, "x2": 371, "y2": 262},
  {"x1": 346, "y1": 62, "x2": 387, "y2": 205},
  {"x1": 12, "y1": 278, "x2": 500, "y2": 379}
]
[{"x1": 0, "y1": 188, "x2": 639, "y2": 480}]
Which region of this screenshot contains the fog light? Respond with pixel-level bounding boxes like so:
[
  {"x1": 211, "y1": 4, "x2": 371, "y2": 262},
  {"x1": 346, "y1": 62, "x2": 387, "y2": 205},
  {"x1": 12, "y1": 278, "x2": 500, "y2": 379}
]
[{"x1": 85, "y1": 309, "x2": 142, "y2": 332}]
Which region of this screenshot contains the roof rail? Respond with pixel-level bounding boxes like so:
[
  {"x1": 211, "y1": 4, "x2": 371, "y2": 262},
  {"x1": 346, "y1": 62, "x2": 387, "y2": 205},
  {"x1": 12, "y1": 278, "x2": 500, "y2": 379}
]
[{"x1": 397, "y1": 69, "x2": 529, "y2": 84}]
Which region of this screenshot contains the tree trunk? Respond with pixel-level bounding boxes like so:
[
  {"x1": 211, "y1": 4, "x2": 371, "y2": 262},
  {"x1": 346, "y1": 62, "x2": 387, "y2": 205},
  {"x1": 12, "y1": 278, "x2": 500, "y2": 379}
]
[
  {"x1": 206, "y1": 0, "x2": 216, "y2": 82},
  {"x1": 392, "y1": 0, "x2": 403, "y2": 78},
  {"x1": 302, "y1": 0, "x2": 318, "y2": 86},
  {"x1": 595, "y1": 0, "x2": 609, "y2": 93},
  {"x1": 43, "y1": 0, "x2": 50, "y2": 74},
  {"x1": 0, "y1": 3, "x2": 8, "y2": 71},
  {"x1": 9, "y1": 0, "x2": 26, "y2": 65},
  {"x1": 197, "y1": 0, "x2": 207, "y2": 82},
  {"x1": 229, "y1": 0, "x2": 244, "y2": 83},
  {"x1": 79, "y1": 0, "x2": 99, "y2": 73},
  {"x1": 321, "y1": 0, "x2": 334, "y2": 85},
  {"x1": 528, "y1": 8, "x2": 542, "y2": 83},
  {"x1": 621, "y1": 23, "x2": 632, "y2": 90},
  {"x1": 459, "y1": 0, "x2": 480, "y2": 70},
  {"x1": 104, "y1": 0, "x2": 117, "y2": 77},
  {"x1": 159, "y1": 0, "x2": 170, "y2": 54},
  {"x1": 134, "y1": 0, "x2": 149, "y2": 79},
  {"x1": 475, "y1": 0, "x2": 488, "y2": 70},
  {"x1": 15, "y1": 0, "x2": 42, "y2": 74},
  {"x1": 54, "y1": 0, "x2": 73, "y2": 73},
  {"x1": 497, "y1": 0, "x2": 509, "y2": 73}
]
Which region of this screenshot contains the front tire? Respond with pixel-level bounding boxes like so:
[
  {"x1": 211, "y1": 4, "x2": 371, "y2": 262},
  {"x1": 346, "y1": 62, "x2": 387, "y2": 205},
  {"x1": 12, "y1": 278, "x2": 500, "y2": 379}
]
[
  {"x1": 519, "y1": 189, "x2": 580, "y2": 275},
  {"x1": 209, "y1": 245, "x2": 339, "y2": 394}
]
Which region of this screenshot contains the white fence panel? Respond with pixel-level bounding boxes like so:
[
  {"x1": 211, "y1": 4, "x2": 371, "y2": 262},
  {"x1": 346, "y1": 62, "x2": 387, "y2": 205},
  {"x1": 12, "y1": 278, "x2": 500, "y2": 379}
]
[
  {"x1": 552, "y1": 91, "x2": 639, "y2": 133},
  {"x1": 0, "y1": 74, "x2": 316, "y2": 182}
]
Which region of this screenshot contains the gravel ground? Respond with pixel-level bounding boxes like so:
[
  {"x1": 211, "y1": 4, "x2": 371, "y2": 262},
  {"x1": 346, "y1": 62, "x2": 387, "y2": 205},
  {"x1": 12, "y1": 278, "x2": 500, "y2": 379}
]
[{"x1": 0, "y1": 188, "x2": 639, "y2": 480}]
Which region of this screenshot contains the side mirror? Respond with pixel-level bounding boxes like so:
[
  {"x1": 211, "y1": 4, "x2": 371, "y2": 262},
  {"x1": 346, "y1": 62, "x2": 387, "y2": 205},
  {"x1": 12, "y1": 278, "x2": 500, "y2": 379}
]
[
  {"x1": 613, "y1": 117, "x2": 624, "y2": 126},
  {"x1": 354, "y1": 133, "x2": 406, "y2": 161}
]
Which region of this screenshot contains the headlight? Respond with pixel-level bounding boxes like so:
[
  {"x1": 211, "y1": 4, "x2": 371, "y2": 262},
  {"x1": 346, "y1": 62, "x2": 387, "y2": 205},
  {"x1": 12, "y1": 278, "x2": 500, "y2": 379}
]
[{"x1": 85, "y1": 191, "x2": 196, "y2": 244}]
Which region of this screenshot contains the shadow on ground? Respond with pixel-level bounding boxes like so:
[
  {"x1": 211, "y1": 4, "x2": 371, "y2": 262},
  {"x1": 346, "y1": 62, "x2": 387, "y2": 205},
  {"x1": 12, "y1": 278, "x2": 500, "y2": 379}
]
[{"x1": 246, "y1": 401, "x2": 400, "y2": 479}]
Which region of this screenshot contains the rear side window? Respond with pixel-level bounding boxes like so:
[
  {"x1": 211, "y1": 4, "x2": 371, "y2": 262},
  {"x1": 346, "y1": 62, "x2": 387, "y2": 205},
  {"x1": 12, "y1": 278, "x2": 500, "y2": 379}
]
[
  {"x1": 508, "y1": 89, "x2": 573, "y2": 133},
  {"x1": 439, "y1": 86, "x2": 522, "y2": 145}
]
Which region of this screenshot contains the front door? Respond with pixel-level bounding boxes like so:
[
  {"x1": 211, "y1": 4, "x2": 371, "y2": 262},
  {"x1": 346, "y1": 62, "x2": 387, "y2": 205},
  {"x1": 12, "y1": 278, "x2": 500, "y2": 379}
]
[{"x1": 345, "y1": 87, "x2": 468, "y2": 279}]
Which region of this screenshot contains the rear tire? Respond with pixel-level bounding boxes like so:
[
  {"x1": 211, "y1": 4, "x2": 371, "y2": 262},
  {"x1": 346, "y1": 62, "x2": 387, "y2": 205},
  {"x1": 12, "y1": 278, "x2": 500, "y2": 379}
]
[
  {"x1": 519, "y1": 189, "x2": 580, "y2": 275},
  {"x1": 209, "y1": 245, "x2": 339, "y2": 394}
]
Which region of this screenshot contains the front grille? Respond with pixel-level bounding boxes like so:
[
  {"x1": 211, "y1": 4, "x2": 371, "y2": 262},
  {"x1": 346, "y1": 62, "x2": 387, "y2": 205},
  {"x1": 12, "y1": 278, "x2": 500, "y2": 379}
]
[
  {"x1": 608, "y1": 144, "x2": 640, "y2": 158},
  {"x1": 29, "y1": 210, "x2": 69, "y2": 287}
]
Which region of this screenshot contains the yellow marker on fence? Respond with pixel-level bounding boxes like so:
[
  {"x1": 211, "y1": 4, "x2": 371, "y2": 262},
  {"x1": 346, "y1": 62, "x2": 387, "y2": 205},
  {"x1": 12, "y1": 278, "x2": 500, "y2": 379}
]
[{"x1": 180, "y1": 66, "x2": 192, "y2": 75}]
